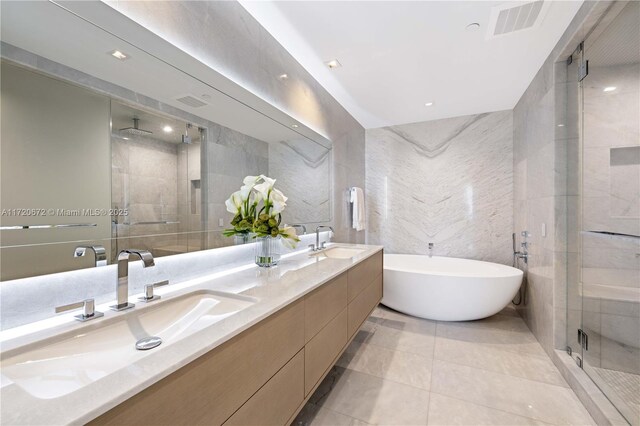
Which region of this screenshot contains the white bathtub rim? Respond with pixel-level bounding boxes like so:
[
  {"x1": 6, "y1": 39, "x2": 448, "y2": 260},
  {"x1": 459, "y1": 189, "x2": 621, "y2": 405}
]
[{"x1": 383, "y1": 254, "x2": 523, "y2": 279}]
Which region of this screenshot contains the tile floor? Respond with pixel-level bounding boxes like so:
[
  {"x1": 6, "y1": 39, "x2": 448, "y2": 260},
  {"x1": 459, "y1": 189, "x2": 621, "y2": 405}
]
[
  {"x1": 590, "y1": 366, "x2": 639, "y2": 425},
  {"x1": 293, "y1": 305, "x2": 595, "y2": 426}
]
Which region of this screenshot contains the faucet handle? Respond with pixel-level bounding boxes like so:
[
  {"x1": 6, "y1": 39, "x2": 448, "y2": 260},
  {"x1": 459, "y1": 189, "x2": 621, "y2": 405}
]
[
  {"x1": 55, "y1": 299, "x2": 104, "y2": 322},
  {"x1": 139, "y1": 280, "x2": 169, "y2": 302},
  {"x1": 308, "y1": 244, "x2": 317, "y2": 252}
]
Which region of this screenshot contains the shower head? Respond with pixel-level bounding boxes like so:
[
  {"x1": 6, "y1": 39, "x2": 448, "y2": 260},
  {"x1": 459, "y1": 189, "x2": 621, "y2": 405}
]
[{"x1": 119, "y1": 118, "x2": 152, "y2": 136}]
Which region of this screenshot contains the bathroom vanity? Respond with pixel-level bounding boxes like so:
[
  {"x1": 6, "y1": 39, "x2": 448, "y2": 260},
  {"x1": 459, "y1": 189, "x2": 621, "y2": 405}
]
[{"x1": 0, "y1": 245, "x2": 382, "y2": 425}]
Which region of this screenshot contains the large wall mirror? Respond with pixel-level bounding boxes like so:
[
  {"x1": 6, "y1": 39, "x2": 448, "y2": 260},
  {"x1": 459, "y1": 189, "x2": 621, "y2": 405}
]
[{"x1": 0, "y1": 1, "x2": 332, "y2": 281}]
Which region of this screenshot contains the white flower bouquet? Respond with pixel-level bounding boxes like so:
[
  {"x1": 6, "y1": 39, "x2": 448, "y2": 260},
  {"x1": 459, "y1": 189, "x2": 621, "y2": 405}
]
[{"x1": 223, "y1": 175, "x2": 300, "y2": 249}]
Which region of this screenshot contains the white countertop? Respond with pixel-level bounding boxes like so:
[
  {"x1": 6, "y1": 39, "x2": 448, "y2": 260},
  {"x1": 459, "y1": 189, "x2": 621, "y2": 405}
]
[{"x1": 0, "y1": 243, "x2": 383, "y2": 425}]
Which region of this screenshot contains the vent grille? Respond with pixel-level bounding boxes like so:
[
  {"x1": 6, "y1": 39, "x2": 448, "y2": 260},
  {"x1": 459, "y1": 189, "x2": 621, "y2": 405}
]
[
  {"x1": 492, "y1": 1, "x2": 544, "y2": 36},
  {"x1": 175, "y1": 95, "x2": 208, "y2": 108}
]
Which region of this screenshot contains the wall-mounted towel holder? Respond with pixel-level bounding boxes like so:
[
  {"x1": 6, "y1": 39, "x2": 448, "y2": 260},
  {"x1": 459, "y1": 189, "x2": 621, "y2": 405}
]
[
  {"x1": 347, "y1": 187, "x2": 357, "y2": 202},
  {"x1": 347, "y1": 187, "x2": 366, "y2": 231}
]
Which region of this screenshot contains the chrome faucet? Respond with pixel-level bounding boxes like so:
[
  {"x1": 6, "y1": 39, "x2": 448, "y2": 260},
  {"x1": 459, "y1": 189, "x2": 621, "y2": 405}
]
[
  {"x1": 111, "y1": 249, "x2": 155, "y2": 311},
  {"x1": 74, "y1": 245, "x2": 107, "y2": 267},
  {"x1": 513, "y1": 232, "x2": 529, "y2": 264},
  {"x1": 289, "y1": 224, "x2": 307, "y2": 235},
  {"x1": 314, "y1": 225, "x2": 335, "y2": 251}
]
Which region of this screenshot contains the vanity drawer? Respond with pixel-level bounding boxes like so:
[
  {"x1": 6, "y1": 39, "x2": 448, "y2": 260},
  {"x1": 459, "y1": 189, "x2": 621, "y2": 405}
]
[
  {"x1": 347, "y1": 250, "x2": 382, "y2": 302},
  {"x1": 304, "y1": 272, "x2": 347, "y2": 342},
  {"x1": 224, "y1": 349, "x2": 304, "y2": 426},
  {"x1": 348, "y1": 274, "x2": 382, "y2": 338},
  {"x1": 304, "y1": 308, "x2": 348, "y2": 395},
  {"x1": 91, "y1": 299, "x2": 305, "y2": 426}
]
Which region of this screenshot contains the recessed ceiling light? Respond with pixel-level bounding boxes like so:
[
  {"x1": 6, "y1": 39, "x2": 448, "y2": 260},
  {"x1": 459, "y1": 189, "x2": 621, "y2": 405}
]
[
  {"x1": 109, "y1": 50, "x2": 129, "y2": 61},
  {"x1": 291, "y1": 124, "x2": 299, "y2": 128},
  {"x1": 603, "y1": 86, "x2": 617, "y2": 92},
  {"x1": 163, "y1": 125, "x2": 173, "y2": 133},
  {"x1": 325, "y1": 59, "x2": 342, "y2": 69},
  {"x1": 557, "y1": 124, "x2": 565, "y2": 127},
  {"x1": 122, "y1": 137, "x2": 130, "y2": 140},
  {"x1": 466, "y1": 23, "x2": 481, "y2": 31},
  {"x1": 278, "y1": 73, "x2": 289, "y2": 80},
  {"x1": 424, "y1": 102, "x2": 434, "y2": 107}
]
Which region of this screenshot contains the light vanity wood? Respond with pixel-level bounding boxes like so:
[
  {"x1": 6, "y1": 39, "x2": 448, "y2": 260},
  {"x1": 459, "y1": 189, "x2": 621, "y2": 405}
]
[
  {"x1": 225, "y1": 350, "x2": 305, "y2": 426},
  {"x1": 348, "y1": 274, "x2": 383, "y2": 338},
  {"x1": 347, "y1": 250, "x2": 383, "y2": 301},
  {"x1": 304, "y1": 272, "x2": 348, "y2": 341},
  {"x1": 91, "y1": 250, "x2": 383, "y2": 426},
  {"x1": 305, "y1": 309, "x2": 348, "y2": 395}
]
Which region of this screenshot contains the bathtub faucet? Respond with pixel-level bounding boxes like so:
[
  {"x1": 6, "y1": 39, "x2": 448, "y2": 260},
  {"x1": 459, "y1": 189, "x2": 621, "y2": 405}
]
[
  {"x1": 428, "y1": 242, "x2": 434, "y2": 257},
  {"x1": 513, "y1": 232, "x2": 529, "y2": 265}
]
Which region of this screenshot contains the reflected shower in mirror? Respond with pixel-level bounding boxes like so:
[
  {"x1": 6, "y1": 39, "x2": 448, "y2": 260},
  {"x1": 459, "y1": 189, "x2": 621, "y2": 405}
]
[{"x1": 110, "y1": 101, "x2": 204, "y2": 260}]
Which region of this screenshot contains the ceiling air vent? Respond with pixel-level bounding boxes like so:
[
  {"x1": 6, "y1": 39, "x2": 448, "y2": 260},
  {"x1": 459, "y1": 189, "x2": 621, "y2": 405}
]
[
  {"x1": 489, "y1": 1, "x2": 545, "y2": 37},
  {"x1": 175, "y1": 95, "x2": 208, "y2": 108}
]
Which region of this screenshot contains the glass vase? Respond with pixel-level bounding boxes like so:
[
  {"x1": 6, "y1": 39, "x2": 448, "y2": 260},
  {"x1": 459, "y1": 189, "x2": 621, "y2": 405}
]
[
  {"x1": 233, "y1": 233, "x2": 250, "y2": 245},
  {"x1": 254, "y1": 235, "x2": 281, "y2": 267}
]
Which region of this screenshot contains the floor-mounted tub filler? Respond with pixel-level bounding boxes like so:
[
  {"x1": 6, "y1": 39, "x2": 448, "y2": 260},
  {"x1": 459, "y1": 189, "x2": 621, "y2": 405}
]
[{"x1": 382, "y1": 254, "x2": 523, "y2": 321}]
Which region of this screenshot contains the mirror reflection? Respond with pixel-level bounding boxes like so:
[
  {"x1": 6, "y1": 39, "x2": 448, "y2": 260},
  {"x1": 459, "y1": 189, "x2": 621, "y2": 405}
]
[
  {"x1": 0, "y1": 1, "x2": 331, "y2": 281},
  {"x1": 110, "y1": 101, "x2": 204, "y2": 259}
]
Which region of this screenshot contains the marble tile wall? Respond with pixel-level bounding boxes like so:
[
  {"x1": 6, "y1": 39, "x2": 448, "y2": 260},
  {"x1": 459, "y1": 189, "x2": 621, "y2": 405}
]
[
  {"x1": 513, "y1": 59, "x2": 564, "y2": 356},
  {"x1": 111, "y1": 135, "x2": 180, "y2": 259},
  {"x1": 269, "y1": 140, "x2": 331, "y2": 225},
  {"x1": 205, "y1": 124, "x2": 269, "y2": 250},
  {"x1": 513, "y1": 2, "x2": 591, "y2": 356},
  {"x1": 176, "y1": 140, "x2": 202, "y2": 253},
  {"x1": 365, "y1": 111, "x2": 513, "y2": 264},
  {"x1": 582, "y1": 62, "x2": 640, "y2": 237},
  {"x1": 106, "y1": 1, "x2": 366, "y2": 244}
]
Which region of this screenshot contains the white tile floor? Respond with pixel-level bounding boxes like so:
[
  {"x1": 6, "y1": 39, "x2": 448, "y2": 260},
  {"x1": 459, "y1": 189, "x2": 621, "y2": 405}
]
[{"x1": 293, "y1": 305, "x2": 595, "y2": 426}]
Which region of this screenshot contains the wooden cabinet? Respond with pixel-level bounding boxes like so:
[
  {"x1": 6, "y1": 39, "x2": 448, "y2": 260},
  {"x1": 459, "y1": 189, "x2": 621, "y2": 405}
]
[
  {"x1": 225, "y1": 350, "x2": 305, "y2": 426},
  {"x1": 305, "y1": 309, "x2": 348, "y2": 395},
  {"x1": 92, "y1": 250, "x2": 383, "y2": 426},
  {"x1": 91, "y1": 300, "x2": 305, "y2": 426},
  {"x1": 347, "y1": 251, "x2": 382, "y2": 301},
  {"x1": 305, "y1": 272, "x2": 347, "y2": 342},
  {"x1": 348, "y1": 274, "x2": 383, "y2": 338}
]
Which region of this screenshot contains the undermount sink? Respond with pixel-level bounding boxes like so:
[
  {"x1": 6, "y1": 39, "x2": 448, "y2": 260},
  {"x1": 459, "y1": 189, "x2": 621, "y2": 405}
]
[
  {"x1": 313, "y1": 246, "x2": 366, "y2": 259},
  {"x1": 0, "y1": 290, "x2": 255, "y2": 399}
]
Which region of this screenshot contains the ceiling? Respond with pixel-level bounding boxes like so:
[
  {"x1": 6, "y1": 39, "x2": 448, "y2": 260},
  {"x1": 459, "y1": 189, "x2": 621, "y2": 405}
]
[{"x1": 240, "y1": 1, "x2": 584, "y2": 129}]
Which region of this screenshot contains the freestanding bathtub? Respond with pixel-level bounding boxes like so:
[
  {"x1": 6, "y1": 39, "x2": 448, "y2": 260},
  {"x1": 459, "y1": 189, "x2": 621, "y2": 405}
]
[{"x1": 382, "y1": 254, "x2": 523, "y2": 321}]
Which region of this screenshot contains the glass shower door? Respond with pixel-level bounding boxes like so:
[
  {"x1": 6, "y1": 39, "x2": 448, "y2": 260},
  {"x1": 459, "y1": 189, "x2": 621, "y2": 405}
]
[{"x1": 579, "y1": 2, "x2": 640, "y2": 424}]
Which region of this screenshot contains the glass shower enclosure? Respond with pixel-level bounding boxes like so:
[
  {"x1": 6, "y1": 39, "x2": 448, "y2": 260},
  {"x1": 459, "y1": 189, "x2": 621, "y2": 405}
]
[{"x1": 566, "y1": 2, "x2": 640, "y2": 424}]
